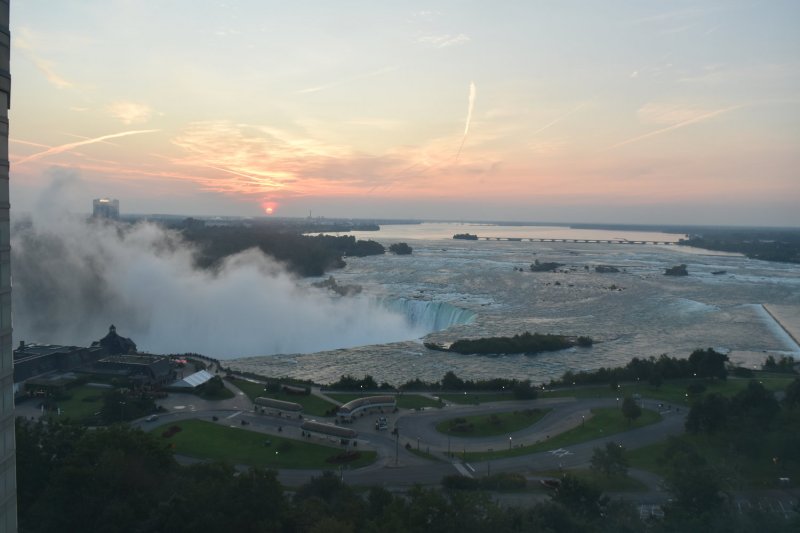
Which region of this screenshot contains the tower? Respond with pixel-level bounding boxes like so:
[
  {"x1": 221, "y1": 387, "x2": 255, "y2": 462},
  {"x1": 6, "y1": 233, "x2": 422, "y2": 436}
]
[
  {"x1": 0, "y1": 1, "x2": 14, "y2": 530},
  {"x1": 92, "y1": 197, "x2": 120, "y2": 220}
]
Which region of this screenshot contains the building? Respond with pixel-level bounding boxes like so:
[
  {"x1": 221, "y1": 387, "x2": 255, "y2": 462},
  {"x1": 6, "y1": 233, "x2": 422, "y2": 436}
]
[
  {"x1": 90, "y1": 325, "x2": 137, "y2": 355},
  {"x1": 92, "y1": 355, "x2": 173, "y2": 386},
  {"x1": 0, "y1": 1, "x2": 15, "y2": 529},
  {"x1": 336, "y1": 396, "x2": 397, "y2": 421},
  {"x1": 13, "y1": 342, "x2": 105, "y2": 396},
  {"x1": 92, "y1": 198, "x2": 120, "y2": 220}
]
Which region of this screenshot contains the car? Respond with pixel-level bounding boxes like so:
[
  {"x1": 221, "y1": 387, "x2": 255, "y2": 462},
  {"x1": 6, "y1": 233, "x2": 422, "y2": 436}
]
[{"x1": 145, "y1": 415, "x2": 159, "y2": 422}]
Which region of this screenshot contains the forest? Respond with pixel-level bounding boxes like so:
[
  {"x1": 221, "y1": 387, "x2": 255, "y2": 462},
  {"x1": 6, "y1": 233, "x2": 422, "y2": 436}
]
[{"x1": 179, "y1": 224, "x2": 385, "y2": 276}]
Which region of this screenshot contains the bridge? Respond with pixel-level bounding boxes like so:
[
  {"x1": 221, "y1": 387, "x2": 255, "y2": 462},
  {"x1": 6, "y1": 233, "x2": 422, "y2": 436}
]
[{"x1": 478, "y1": 237, "x2": 676, "y2": 245}]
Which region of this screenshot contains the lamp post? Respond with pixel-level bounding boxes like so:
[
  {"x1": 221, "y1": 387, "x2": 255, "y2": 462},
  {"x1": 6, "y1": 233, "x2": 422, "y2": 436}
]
[
  {"x1": 616, "y1": 397, "x2": 620, "y2": 409},
  {"x1": 119, "y1": 401, "x2": 126, "y2": 422},
  {"x1": 394, "y1": 427, "x2": 399, "y2": 467},
  {"x1": 508, "y1": 436, "x2": 512, "y2": 450},
  {"x1": 581, "y1": 415, "x2": 585, "y2": 428}
]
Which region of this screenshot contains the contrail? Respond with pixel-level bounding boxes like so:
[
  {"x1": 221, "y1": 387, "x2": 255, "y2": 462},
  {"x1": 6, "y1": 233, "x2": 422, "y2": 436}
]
[
  {"x1": 605, "y1": 105, "x2": 740, "y2": 150},
  {"x1": 532, "y1": 102, "x2": 586, "y2": 136},
  {"x1": 15, "y1": 129, "x2": 160, "y2": 165},
  {"x1": 456, "y1": 81, "x2": 476, "y2": 160}
]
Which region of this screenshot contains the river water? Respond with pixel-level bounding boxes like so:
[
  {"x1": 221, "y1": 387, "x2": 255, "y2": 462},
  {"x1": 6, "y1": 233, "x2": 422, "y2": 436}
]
[{"x1": 230, "y1": 223, "x2": 800, "y2": 385}]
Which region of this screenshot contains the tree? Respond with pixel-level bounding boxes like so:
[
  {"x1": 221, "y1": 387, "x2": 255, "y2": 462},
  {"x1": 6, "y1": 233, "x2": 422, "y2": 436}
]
[
  {"x1": 590, "y1": 441, "x2": 628, "y2": 477},
  {"x1": 388, "y1": 242, "x2": 412, "y2": 255},
  {"x1": 621, "y1": 396, "x2": 641, "y2": 425},
  {"x1": 512, "y1": 380, "x2": 537, "y2": 400},
  {"x1": 784, "y1": 378, "x2": 800, "y2": 409},
  {"x1": 688, "y1": 348, "x2": 729, "y2": 380},
  {"x1": 729, "y1": 379, "x2": 780, "y2": 429},
  {"x1": 551, "y1": 474, "x2": 608, "y2": 519},
  {"x1": 686, "y1": 393, "x2": 729, "y2": 434},
  {"x1": 659, "y1": 437, "x2": 726, "y2": 516},
  {"x1": 441, "y1": 371, "x2": 465, "y2": 390}
]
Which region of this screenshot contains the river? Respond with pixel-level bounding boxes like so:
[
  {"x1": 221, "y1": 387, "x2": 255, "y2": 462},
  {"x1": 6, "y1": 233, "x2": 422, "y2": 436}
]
[{"x1": 229, "y1": 223, "x2": 800, "y2": 385}]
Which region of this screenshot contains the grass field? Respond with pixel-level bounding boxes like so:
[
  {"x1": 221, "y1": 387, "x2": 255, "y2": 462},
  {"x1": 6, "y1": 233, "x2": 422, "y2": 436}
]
[
  {"x1": 227, "y1": 378, "x2": 337, "y2": 416},
  {"x1": 461, "y1": 407, "x2": 661, "y2": 461},
  {"x1": 53, "y1": 385, "x2": 108, "y2": 422},
  {"x1": 326, "y1": 393, "x2": 443, "y2": 410},
  {"x1": 438, "y1": 392, "x2": 517, "y2": 405},
  {"x1": 158, "y1": 419, "x2": 376, "y2": 469},
  {"x1": 544, "y1": 375, "x2": 795, "y2": 406},
  {"x1": 436, "y1": 409, "x2": 550, "y2": 438}
]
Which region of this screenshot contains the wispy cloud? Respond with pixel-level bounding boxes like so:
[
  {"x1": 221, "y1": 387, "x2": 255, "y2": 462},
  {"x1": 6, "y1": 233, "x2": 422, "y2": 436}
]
[
  {"x1": 637, "y1": 103, "x2": 713, "y2": 125},
  {"x1": 106, "y1": 101, "x2": 154, "y2": 125},
  {"x1": 531, "y1": 103, "x2": 586, "y2": 136},
  {"x1": 14, "y1": 27, "x2": 74, "y2": 89},
  {"x1": 606, "y1": 105, "x2": 741, "y2": 150},
  {"x1": 298, "y1": 66, "x2": 398, "y2": 94},
  {"x1": 15, "y1": 129, "x2": 161, "y2": 165},
  {"x1": 417, "y1": 33, "x2": 470, "y2": 48},
  {"x1": 456, "y1": 81, "x2": 477, "y2": 159}
]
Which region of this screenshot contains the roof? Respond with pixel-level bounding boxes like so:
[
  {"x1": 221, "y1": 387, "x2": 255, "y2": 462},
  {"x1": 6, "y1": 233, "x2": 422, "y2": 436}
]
[
  {"x1": 338, "y1": 395, "x2": 397, "y2": 415},
  {"x1": 171, "y1": 370, "x2": 215, "y2": 388},
  {"x1": 255, "y1": 397, "x2": 303, "y2": 411},
  {"x1": 14, "y1": 343, "x2": 79, "y2": 359},
  {"x1": 301, "y1": 420, "x2": 358, "y2": 439}
]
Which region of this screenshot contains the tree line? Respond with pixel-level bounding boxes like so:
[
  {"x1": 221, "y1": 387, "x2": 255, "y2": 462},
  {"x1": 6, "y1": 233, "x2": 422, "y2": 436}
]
[
  {"x1": 18, "y1": 417, "x2": 798, "y2": 532},
  {"x1": 180, "y1": 225, "x2": 386, "y2": 276},
  {"x1": 549, "y1": 348, "x2": 731, "y2": 388}
]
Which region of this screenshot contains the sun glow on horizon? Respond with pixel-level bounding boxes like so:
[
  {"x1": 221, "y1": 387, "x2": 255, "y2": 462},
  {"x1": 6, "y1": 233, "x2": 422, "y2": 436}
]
[{"x1": 8, "y1": 1, "x2": 800, "y2": 225}]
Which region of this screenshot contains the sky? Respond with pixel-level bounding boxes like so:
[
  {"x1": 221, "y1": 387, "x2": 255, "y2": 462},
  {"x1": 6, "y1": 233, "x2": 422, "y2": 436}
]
[{"x1": 8, "y1": 0, "x2": 800, "y2": 225}]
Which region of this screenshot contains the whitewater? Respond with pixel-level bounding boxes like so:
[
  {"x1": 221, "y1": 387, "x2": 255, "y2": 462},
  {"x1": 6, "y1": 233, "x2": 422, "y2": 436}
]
[{"x1": 230, "y1": 223, "x2": 800, "y2": 385}]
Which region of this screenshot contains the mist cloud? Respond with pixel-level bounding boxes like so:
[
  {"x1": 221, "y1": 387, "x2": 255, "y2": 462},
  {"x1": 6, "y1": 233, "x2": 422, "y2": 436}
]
[{"x1": 11, "y1": 215, "x2": 425, "y2": 358}]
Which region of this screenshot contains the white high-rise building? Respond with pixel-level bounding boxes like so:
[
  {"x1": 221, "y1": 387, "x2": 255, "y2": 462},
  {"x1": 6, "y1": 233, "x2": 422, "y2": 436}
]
[
  {"x1": 93, "y1": 197, "x2": 120, "y2": 220},
  {"x1": 0, "y1": 1, "x2": 16, "y2": 531}
]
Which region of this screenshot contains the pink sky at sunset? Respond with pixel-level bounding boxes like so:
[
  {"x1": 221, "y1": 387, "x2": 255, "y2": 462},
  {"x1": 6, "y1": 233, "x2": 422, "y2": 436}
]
[{"x1": 9, "y1": 1, "x2": 800, "y2": 225}]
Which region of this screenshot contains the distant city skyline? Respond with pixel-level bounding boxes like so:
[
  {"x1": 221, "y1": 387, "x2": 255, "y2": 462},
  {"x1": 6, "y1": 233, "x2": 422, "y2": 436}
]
[{"x1": 9, "y1": 1, "x2": 800, "y2": 226}]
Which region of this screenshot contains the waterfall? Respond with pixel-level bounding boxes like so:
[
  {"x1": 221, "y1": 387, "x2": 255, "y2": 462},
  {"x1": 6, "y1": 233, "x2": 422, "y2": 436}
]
[{"x1": 380, "y1": 298, "x2": 476, "y2": 333}]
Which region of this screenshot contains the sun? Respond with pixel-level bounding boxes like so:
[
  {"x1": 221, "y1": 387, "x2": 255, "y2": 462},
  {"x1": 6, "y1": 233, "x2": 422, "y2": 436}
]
[{"x1": 260, "y1": 200, "x2": 278, "y2": 215}]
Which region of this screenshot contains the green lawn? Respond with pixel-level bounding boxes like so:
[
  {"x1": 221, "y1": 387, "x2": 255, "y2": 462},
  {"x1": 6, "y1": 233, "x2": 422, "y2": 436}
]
[
  {"x1": 227, "y1": 378, "x2": 337, "y2": 416},
  {"x1": 462, "y1": 408, "x2": 661, "y2": 461},
  {"x1": 544, "y1": 375, "x2": 795, "y2": 406},
  {"x1": 436, "y1": 409, "x2": 550, "y2": 438},
  {"x1": 53, "y1": 385, "x2": 109, "y2": 422},
  {"x1": 326, "y1": 393, "x2": 442, "y2": 410},
  {"x1": 438, "y1": 392, "x2": 517, "y2": 405},
  {"x1": 158, "y1": 419, "x2": 376, "y2": 469}
]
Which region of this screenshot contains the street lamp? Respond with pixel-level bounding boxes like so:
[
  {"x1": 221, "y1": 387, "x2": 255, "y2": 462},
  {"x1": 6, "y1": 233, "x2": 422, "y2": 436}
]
[
  {"x1": 581, "y1": 415, "x2": 585, "y2": 428},
  {"x1": 394, "y1": 427, "x2": 400, "y2": 467},
  {"x1": 616, "y1": 397, "x2": 620, "y2": 409},
  {"x1": 508, "y1": 436, "x2": 512, "y2": 450},
  {"x1": 119, "y1": 401, "x2": 126, "y2": 422}
]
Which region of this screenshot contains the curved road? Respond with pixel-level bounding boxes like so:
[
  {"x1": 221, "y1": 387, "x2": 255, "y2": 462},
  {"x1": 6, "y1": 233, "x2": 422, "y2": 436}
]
[{"x1": 132, "y1": 383, "x2": 686, "y2": 489}]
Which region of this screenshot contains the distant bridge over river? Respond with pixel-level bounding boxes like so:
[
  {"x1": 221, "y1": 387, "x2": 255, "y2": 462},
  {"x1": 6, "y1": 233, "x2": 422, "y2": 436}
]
[{"x1": 478, "y1": 237, "x2": 677, "y2": 245}]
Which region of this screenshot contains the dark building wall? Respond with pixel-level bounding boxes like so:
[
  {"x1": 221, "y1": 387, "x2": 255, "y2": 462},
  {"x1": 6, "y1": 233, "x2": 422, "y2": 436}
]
[{"x1": 0, "y1": 0, "x2": 15, "y2": 530}]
